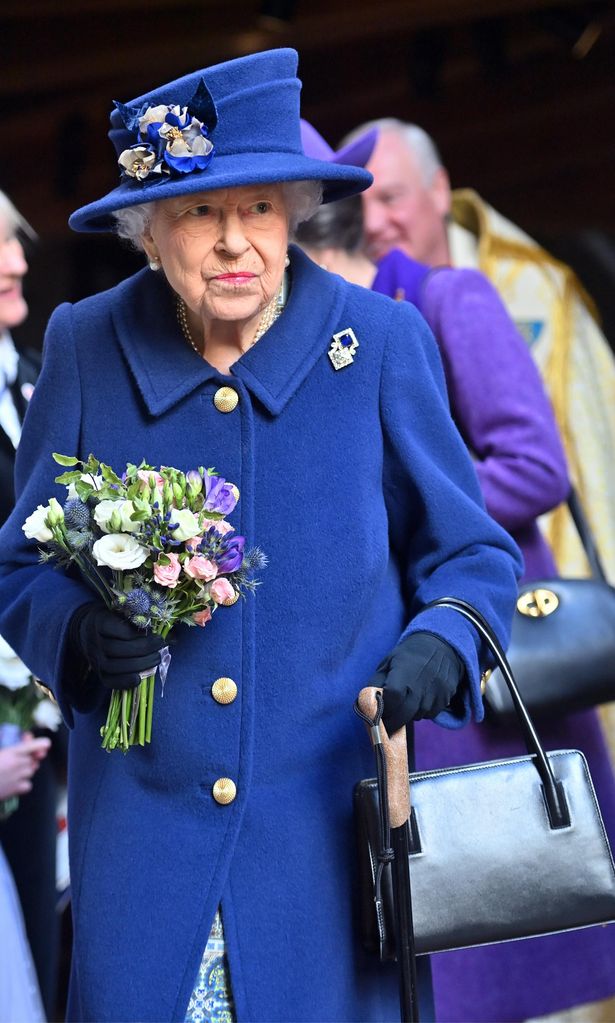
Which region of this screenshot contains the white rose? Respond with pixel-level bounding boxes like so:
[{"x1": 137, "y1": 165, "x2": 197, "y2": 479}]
[
  {"x1": 67, "y1": 474, "x2": 104, "y2": 500},
  {"x1": 32, "y1": 698, "x2": 62, "y2": 732},
  {"x1": 92, "y1": 533, "x2": 148, "y2": 570},
  {"x1": 168, "y1": 508, "x2": 200, "y2": 542},
  {"x1": 94, "y1": 500, "x2": 140, "y2": 534},
  {"x1": 22, "y1": 505, "x2": 53, "y2": 542},
  {"x1": 0, "y1": 635, "x2": 31, "y2": 690}
]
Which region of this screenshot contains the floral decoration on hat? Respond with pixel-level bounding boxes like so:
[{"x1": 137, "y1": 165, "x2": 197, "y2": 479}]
[{"x1": 115, "y1": 78, "x2": 218, "y2": 183}]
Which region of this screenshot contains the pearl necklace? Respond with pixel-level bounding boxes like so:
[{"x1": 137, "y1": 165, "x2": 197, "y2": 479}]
[{"x1": 176, "y1": 276, "x2": 287, "y2": 356}]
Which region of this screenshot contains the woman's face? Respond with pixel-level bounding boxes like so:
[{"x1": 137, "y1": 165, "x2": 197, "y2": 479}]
[
  {"x1": 143, "y1": 184, "x2": 290, "y2": 327},
  {"x1": 0, "y1": 212, "x2": 28, "y2": 332}
]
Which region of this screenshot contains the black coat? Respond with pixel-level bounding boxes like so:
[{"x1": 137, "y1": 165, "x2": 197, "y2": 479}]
[{"x1": 0, "y1": 347, "x2": 40, "y2": 526}]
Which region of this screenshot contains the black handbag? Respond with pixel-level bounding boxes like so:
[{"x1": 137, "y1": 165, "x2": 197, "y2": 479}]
[
  {"x1": 354, "y1": 597, "x2": 615, "y2": 962},
  {"x1": 484, "y1": 489, "x2": 615, "y2": 723}
]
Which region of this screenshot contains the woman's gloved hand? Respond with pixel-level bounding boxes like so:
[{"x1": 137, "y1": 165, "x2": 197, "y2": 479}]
[
  {"x1": 369, "y1": 632, "x2": 465, "y2": 734},
  {"x1": 69, "y1": 604, "x2": 165, "y2": 691}
]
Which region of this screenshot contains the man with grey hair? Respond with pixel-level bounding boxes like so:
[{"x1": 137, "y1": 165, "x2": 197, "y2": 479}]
[
  {"x1": 343, "y1": 117, "x2": 615, "y2": 595},
  {"x1": 343, "y1": 119, "x2": 451, "y2": 266}
]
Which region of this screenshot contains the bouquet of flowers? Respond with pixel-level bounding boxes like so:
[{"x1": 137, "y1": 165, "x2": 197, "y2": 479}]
[
  {"x1": 22, "y1": 453, "x2": 265, "y2": 753},
  {"x1": 0, "y1": 635, "x2": 62, "y2": 818}
]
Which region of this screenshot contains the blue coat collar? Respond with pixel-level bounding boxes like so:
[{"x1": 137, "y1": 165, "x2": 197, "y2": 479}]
[{"x1": 111, "y1": 246, "x2": 346, "y2": 417}]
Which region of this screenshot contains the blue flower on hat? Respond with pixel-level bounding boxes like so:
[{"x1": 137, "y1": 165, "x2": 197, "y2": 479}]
[{"x1": 115, "y1": 78, "x2": 218, "y2": 182}]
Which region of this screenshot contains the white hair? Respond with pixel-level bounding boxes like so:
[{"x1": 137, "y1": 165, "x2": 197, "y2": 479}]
[
  {"x1": 0, "y1": 190, "x2": 37, "y2": 241},
  {"x1": 341, "y1": 118, "x2": 444, "y2": 186},
  {"x1": 112, "y1": 179, "x2": 323, "y2": 252}
]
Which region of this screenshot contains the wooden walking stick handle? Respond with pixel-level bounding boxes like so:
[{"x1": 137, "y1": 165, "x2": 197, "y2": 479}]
[{"x1": 357, "y1": 687, "x2": 410, "y2": 828}]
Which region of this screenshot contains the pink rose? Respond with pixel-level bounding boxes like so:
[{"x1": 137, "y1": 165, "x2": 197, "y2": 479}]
[
  {"x1": 185, "y1": 537, "x2": 204, "y2": 552},
  {"x1": 153, "y1": 553, "x2": 181, "y2": 588},
  {"x1": 184, "y1": 556, "x2": 218, "y2": 581},
  {"x1": 138, "y1": 470, "x2": 164, "y2": 492},
  {"x1": 210, "y1": 577, "x2": 236, "y2": 605},
  {"x1": 193, "y1": 607, "x2": 212, "y2": 627},
  {"x1": 203, "y1": 519, "x2": 234, "y2": 536}
]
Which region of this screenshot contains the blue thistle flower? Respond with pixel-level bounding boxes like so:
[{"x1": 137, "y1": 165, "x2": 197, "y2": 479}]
[
  {"x1": 242, "y1": 547, "x2": 268, "y2": 572},
  {"x1": 65, "y1": 528, "x2": 94, "y2": 551},
  {"x1": 63, "y1": 499, "x2": 91, "y2": 529},
  {"x1": 124, "y1": 588, "x2": 153, "y2": 617}
]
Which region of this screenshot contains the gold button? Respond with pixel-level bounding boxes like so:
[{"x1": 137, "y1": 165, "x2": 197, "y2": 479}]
[
  {"x1": 213, "y1": 387, "x2": 239, "y2": 413},
  {"x1": 212, "y1": 778, "x2": 237, "y2": 805},
  {"x1": 212, "y1": 677, "x2": 238, "y2": 704},
  {"x1": 222, "y1": 588, "x2": 240, "y2": 606}
]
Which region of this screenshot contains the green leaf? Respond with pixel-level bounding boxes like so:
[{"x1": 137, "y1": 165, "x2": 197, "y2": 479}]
[
  {"x1": 101, "y1": 464, "x2": 122, "y2": 485},
  {"x1": 75, "y1": 481, "x2": 94, "y2": 501},
  {"x1": 54, "y1": 470, "x2": 83, "y2": 485},
  {"x1": 157, "y1": 554, "x2": 171, "y2": 566},
  {"x1": 53, "y1": 453, "x2": 80, "y2": 467},
  {"x1": 84, "y1": 454, "x2": 100, "y2": 473}
]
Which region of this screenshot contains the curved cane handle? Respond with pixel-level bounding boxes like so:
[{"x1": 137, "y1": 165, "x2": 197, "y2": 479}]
[{"x1": 357, "y1": 686, "x2": 410, "y2": 828}]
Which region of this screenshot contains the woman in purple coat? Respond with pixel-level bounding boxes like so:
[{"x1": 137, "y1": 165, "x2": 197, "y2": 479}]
[{"x1": 297, "y1": 122, "x2": 615, "y2": 1023}]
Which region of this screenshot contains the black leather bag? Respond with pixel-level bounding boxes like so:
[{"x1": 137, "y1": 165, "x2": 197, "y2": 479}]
[
  {"x1": 484, "y1": 490, "x2": 615, "y2": 723},
  {"x1": 354, "y1": 598, "x2": 615, "y2": 959}
]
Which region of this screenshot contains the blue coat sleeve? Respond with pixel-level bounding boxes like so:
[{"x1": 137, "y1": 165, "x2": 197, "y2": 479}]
[
  {"x1": 379, "y1": 301, "x2": 523, "y2": 727},
  {"x1": 0, "y1": 303, "x2": 95, "y2": 727}
]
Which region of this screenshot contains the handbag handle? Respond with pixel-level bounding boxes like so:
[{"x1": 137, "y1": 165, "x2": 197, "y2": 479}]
[
  {"x1": 567, "y1": 488, "x2": 606, "y2": 581},
  {"x1": 424, "y1": 597, "x2": 571, "y2": 829}
]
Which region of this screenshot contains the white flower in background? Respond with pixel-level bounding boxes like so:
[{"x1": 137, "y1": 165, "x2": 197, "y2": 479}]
[
  {"x1": 67, "y1": 474, "x2": 104, "y2": 499},
  {"x1": 94, "y1": 499, "x2": 141, "y2": 534},
  {"x1": 32, "y1": 698, "x2": 62, "y2": 731},
  {"x1": 22, "y1": 505, "x2": 53, "y2": 542},
  {"x1": 0, "y1": 635, "x2": 31, "y2": 690},
  {"x1": 168, "y1": 508, "x2": 200, "y2": 542},
  {"x1": 92, "y1": 534, "x2": 148, "y2": 570}
]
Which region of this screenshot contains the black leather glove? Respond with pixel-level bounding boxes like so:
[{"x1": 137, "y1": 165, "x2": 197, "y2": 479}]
[
  {"x1": 69, "y1": 604, "x2": 165, "y2": 691},
  {"x1": 369, "y1": 631, "x2": 465, "y2": 734}
]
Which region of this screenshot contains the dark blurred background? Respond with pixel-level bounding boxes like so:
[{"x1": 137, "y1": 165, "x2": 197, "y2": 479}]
[{"x1": 3, "y1": 0, "x2": 615, "y2": 351}]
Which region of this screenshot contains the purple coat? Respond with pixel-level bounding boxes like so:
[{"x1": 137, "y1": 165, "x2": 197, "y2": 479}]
[
  {"x1": 374, "y1": 250, "x2": 615, "y2": 1022},
  {"x1": 373, "y1": 251, "x2": 567, "y2": 581}
]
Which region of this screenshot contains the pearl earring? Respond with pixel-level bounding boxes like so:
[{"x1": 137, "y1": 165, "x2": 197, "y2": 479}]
[
  {"x1": 284, "y1": 254, "x2": 290, "y2": 268},
  {"x1": 149, "y1": 259, "x2": 160, "y2": 271}
]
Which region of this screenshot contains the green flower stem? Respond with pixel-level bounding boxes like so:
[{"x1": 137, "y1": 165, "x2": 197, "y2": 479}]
[
  {"x1": 101, "y1": 691, "x2": 122, "y2": 751},
  {"x1": 138, "y1": 679, "x2": 147, "y2": 746},
  {"x1": 145, "y1": 674, "x2": 155, "y2": 744},
  {"x1": 120, "y1": 691, "x2": 129, "y2": 752}
]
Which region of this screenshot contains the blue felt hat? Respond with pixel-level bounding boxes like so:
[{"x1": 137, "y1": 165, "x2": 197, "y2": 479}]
[{"x1": 69, "y1": 48, "x2": 373, "y2": 233}]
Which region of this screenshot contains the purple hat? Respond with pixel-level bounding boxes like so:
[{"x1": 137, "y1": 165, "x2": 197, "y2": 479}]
[
  {"x1": 300, "y1": 119, "x2": 378, "y2": 169},
  {"x1": 69, "y1": 49, "x2": 373, "y2": 233}
]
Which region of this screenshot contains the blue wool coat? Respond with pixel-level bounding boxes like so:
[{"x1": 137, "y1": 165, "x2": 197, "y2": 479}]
[{"x1": 0, "y1": 246, "x2": 521, "y2": 1023}]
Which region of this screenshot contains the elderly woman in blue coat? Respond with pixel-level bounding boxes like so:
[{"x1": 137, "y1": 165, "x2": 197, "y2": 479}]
[{"x1": 0, "y1": 49, "x2": 521, "y2": 1023}]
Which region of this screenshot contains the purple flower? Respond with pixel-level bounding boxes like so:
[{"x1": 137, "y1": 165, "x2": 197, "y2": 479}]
[
  {"x1": 203, "y1": 475, "x2": 238, "y2": 516},
  {"x1": 217, "y1": 535, "x2": 245, "y2": 573}
]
